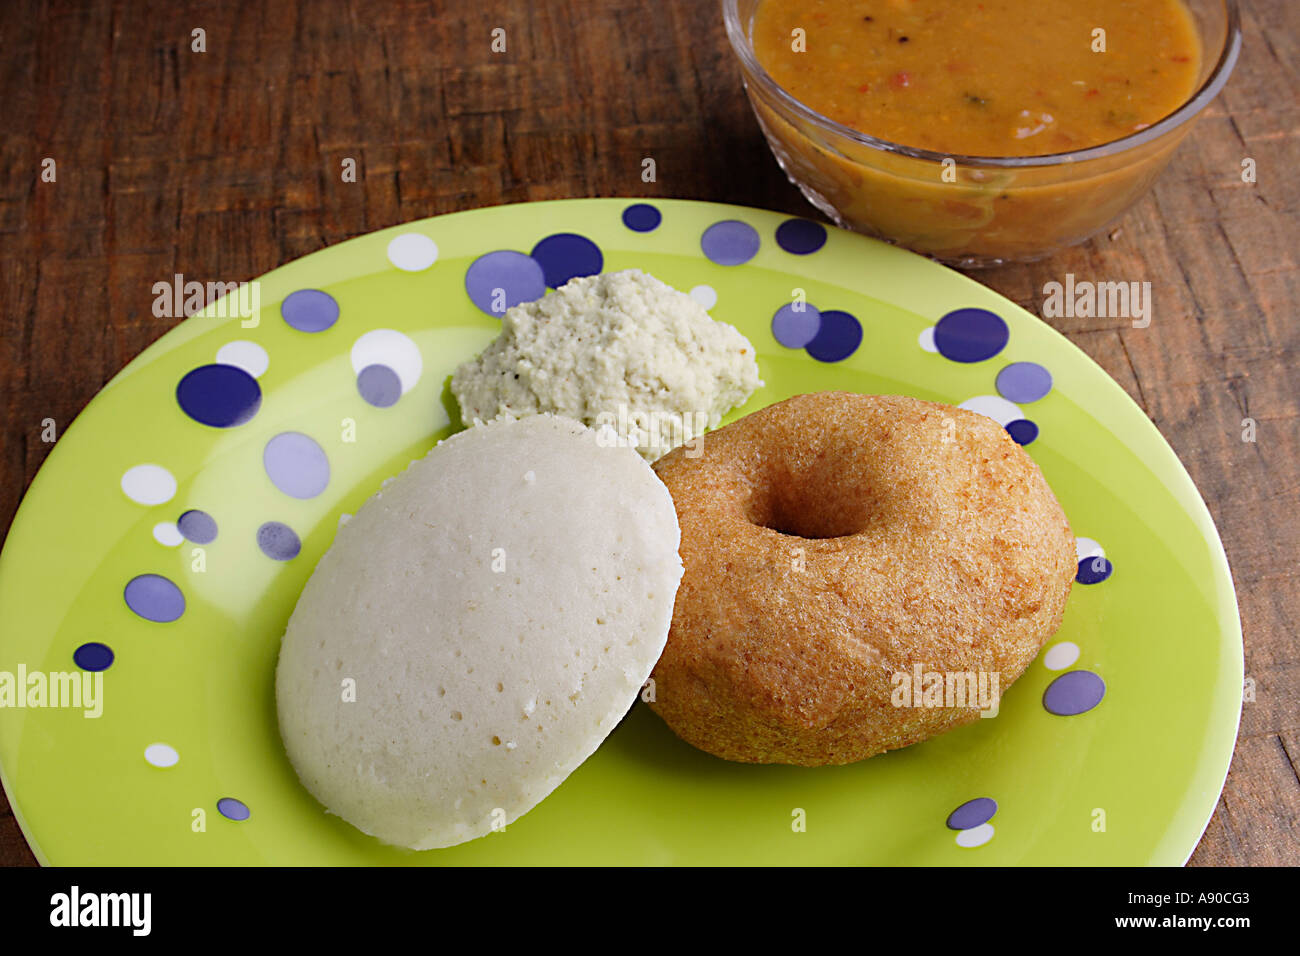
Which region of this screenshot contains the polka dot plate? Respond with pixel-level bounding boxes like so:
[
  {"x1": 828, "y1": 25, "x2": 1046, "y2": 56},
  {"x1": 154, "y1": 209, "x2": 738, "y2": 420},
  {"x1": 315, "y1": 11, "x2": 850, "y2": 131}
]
[{"x1": 0, "y1": 199, "x2": 1241, "y2": 864}]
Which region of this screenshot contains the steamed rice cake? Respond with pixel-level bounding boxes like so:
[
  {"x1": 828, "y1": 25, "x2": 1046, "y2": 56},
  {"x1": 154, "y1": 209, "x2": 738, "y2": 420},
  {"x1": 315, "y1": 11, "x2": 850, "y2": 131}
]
[{"x1": 275, "y1": 414, "x2": 683, "y2": 849}]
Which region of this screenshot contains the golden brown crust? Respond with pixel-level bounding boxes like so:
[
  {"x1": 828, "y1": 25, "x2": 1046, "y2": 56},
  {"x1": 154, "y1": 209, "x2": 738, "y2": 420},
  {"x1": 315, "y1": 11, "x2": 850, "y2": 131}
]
[{"x1": 649, "y1": 391, "x2": 1075, "y2": 766}]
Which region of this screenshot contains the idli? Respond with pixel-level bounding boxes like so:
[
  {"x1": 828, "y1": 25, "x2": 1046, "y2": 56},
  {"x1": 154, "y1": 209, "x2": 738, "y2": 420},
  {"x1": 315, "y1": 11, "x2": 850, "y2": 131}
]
[{"x1": 275, "y1": 414, "x2": 683, "y2": 849}]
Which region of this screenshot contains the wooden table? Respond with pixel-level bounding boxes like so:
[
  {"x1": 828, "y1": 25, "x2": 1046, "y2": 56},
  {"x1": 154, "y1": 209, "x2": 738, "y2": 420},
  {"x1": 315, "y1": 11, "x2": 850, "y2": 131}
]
[{"x1": 1, "y1": 0, "x2": 1296, "y2": 867}]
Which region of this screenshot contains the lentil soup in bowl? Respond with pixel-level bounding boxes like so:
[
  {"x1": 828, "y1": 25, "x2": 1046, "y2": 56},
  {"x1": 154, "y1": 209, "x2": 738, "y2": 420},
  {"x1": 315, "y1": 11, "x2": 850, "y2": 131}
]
[{"x1": 724, "y1": 0, "x2": 1241, "y2": 266}]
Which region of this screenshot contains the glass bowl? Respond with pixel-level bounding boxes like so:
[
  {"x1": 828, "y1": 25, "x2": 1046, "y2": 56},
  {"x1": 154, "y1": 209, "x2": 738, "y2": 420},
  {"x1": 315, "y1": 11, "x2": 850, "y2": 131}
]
[{"x1": 723, "y1": 0, "x2": 1241, "y2": 267}]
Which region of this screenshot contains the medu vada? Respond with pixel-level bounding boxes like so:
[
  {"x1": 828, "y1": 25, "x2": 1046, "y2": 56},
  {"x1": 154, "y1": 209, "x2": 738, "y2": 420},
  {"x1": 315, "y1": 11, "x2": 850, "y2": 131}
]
[{"x1": 648, "y1": 391, "x2": 1075, "y2": 766}]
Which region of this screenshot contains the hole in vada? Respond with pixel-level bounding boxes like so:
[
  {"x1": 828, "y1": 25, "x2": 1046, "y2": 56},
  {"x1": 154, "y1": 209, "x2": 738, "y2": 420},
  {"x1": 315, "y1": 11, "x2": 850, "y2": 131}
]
[{"x1": 747, "y1": 483, "x2": 871, "y2": 540}]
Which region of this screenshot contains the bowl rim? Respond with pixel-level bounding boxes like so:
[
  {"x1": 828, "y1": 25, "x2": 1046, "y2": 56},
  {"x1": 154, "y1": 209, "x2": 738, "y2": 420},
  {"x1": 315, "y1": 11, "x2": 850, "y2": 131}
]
[{"x1": 722, "y1": 0, "x2": 1242, "y2": 169}]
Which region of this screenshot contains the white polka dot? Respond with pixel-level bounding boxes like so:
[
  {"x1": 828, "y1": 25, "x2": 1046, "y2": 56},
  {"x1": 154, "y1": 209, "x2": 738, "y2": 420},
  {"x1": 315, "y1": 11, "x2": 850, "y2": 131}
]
[
  {"x1": 152, "y1": 522, "x2": 183, "y2": 547},
  {"x1": 1044, "y1": 642, "x2": 1081, "y2": 671},
  {"x1": 216, "y1": 340, "x2": 269, "y2": 378},
  {"x1": 351, "y1": 329, "x2": 423, "y2": 394},
  {"x1": 1076, "y1": 537, "x2": 1105, "y2": 561},
  {"x1": 121, "y1": 464, "x2": 177, "y2": 506},
  {"x1": 919, "y1": 326, "x2": 937, "y2": 352},
  {"x1": 144, "y1": 743, "x2": 179, "y2": 768},
  {"x1": 959, "y1": 395, "x2": 1023, "y2": 427},
  {"x1": 387, "y1": 233, "x2": 439, "y2": 272},
  {"x1": 956, "y1": 823, "x2": 994, "y2": 847},
  {"x1": 689, "y1": 285, "x2": 718, "y2": 309}
]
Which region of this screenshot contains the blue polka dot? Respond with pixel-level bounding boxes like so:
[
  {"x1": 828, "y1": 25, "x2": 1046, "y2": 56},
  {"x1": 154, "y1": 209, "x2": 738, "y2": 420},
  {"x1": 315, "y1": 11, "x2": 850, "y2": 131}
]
[
  {"x1": 217, "y1": 797, "x2": 250, "y2": 821},
  {"x1": 357, "y1": 364, "x2": 402, "y2": 408},
  {"x1": 997, "y1": 362, "x2": 1053, "y2": 403},
  {"x1": 263, "y1": 432, "x2": 330, "y2": 500},
  {"x1": 73, "y1": 642, "x2": 114, "y2": 672},
  {"x1": 177, "y1": 509, "x2": 218, "y2": 544},
  {"x1": 805, "y1": 310, "x2": 862, "y2": 363},
  {"x1": 946, "y1": 798, "x2": 997, "y2": 830},
  {"x1": 772, "y1": 302, "x2": 821, "y2": 349},
  {"x1": 622, "y1": 203, "x2": 662, "y2": 232},
  {"x1": 124, "y1": 574, "x2": 186, "y2": 623},
  {"x1": 1077, "y1": 556, "x2": 1113, "y2": 584},
  {"x1": 464, "y1": 251, "x2": 547, "y2": 317},
  {"x1": 176, "y1": 364, "x2": 262, "y2": 428},
  {"x1": 701, "y1": 220, "x2": 760, "y2": 266},
  {"x1": 1043, "y1": 670, "x2": 1106, "y2": 716},
  {"x1": 280, "y1": 289, "x2": 339, "y2": 333},
  {"x1": 257, "y1": 521, "x2": 301, "y2": 561},
  {"x1": 1005, "y1": 419, "x2": 1039, "y2": 445},
  {"x1": 933, "y1": 308, "x2": 1009, "y2": 363},
  {"x1": 530, "y1": 233, "x2": 604, "y2": 288},
  {"x1": 775, "y1": 218, "x2": 827, "y2": 255}
]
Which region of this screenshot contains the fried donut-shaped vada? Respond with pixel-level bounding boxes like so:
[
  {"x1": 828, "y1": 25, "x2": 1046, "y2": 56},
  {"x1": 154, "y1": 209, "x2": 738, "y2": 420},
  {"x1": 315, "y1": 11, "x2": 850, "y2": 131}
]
[{"x1": 649, "y1": 391, "x2": 1075, "y2": 766}]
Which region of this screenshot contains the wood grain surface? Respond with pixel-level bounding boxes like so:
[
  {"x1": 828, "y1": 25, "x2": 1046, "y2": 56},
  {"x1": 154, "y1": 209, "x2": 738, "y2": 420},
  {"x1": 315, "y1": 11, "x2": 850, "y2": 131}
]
[{"x1": 1, "y1": 0, "x2": 1296, "y2": 867}]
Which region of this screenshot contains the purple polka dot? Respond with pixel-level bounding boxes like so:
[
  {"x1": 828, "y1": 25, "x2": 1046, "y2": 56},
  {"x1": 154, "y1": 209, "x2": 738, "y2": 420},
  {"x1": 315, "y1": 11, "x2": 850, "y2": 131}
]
[
  {"x1": 73, "y1": 642, "x2": 114, "y2": 672},
  {"x1": 946, "y1": 797, "x2": 997, "y2": 830},
  {"x1": 805, "y1": 309, "x2": 863, "y2": 363},
  {"x1": 257, "y1": 521, "x2": 301, "y2": 561},
  {"x1": 124, "y1": 574, "x2": 185, "y2": 623},
  {"x1": 701, "y1": 220, "x2": 760, "y2": 266},
  {"x1": 177, "y1": 509, "x2": 217, "y2": 544},
  {"x1": 772, "y1": 302, "x2": 822, "y2": 349},
  {"x1": 464, "y1": 251, "x2": 546, "y2": 317},
  {"x1": 622, "y1": 203, "x2": 662, "y2": 232},
  {"x1": 775, "y1": 218, "x2": 828, "y2": 255},
  {"x1": 217, "y1": 797, "x2": 250, "y2": 821},
  {"x1": 530, "y1": 233, "x2": 604, "y2": 288},
  {"x1": 1043, "y1": 670, "x2": 1106, "y2": 716},
  {"x1": 997, "y1": 362, "x2": 1053, "y2": 403},
  {"x1": 1076, "y1": 556, "x2": 1113, "y2": 584},
  {"x1": 280, "y1": 289, "x2": 339, "y2": 333},
  {"x1": 1005, "y1": 419, "x2": 1039, "y2": 445},
  {"x1": 176, "y1": 364, "x2": 262, "y2": 428},
  {"x1": 263, "y1": 432, "x2": 330, "y2": 500},
  {"x1": 934, "y1": 308, "x2": 1009, "y2": 363},
  {"x1": 357, "y1": 364, "x2": 402, "y2": 408}
]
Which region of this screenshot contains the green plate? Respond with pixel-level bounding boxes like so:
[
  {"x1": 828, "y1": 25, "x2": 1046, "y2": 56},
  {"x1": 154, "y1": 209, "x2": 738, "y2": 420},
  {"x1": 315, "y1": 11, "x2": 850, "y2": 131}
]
[{"x1": 0, "y1": 199, "x2": 1241, "y2": 865}]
